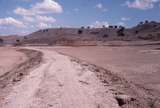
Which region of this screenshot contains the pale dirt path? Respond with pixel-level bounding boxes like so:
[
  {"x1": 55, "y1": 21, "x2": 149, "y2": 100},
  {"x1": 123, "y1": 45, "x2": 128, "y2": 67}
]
[{"x1": 1, "y1": 47, "x2": 119, "y2": 108}]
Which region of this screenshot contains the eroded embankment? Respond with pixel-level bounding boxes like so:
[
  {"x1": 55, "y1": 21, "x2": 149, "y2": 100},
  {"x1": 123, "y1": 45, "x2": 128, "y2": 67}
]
[
  {"x1": 0, "y1": 48, "x2": 43, "y2": 102},
  {"x1": 61, "y1": 54, "x2": 159, "y2": 108}
]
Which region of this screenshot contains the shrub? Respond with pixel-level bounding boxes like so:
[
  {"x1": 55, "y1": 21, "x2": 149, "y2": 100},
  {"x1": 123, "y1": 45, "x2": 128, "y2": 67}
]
[
  {"x1": 0, "y1": 38, "x2": 3, "y2": 43},
  {"x1": 42, "y1": 29, "x2": 48, "y2": 32},
  {"x1": 14, "y1": 39, "x2": 21, "y2": 46},
  {"x1": 153, "y1": 25, "x2": 157, "y2": 27},
  {"x1": 78, "y1": 29, "x2": 83, "y2": 34},
  {"x1": 117, "y1": 27, "x2": 125, "y2": 36},
  {"x1": 135, "y1": 30, "x2": 139, "y2": 34},
  {"x1": 139, "y1": 21, "x2": 143, "y2": 25},
  {"x1": 145, "y1": 20, "x2": 149, "y2": 24},
  {"x1": 103, "y1": 34, "x2": 109, "y2": 38},
  {"x1": 114, "y1": 26, "x2": 118, "y2": 29},
  {"x1": 81, "y1": 26, "x2": 85, "y2": 29},
  {"x1": 109, "y1": 26, "x2": 113, "y2": 28}
]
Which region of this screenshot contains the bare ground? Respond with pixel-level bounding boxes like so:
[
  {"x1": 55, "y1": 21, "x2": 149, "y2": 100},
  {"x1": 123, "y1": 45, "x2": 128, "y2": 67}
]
[
  {"x1": 0, "y1": 44, "x2": 160, "y2": 108},
  {"x1": 0, "y1": 47, "x2": 120, "y2": 108},
  {"x1": 0, "y1": 48, "x2": 43, "y2": 107},
  {"x1": 0, "y1": 47, "x2": 27, "y2": 77},
  {"x1": 53, "y1": 45, "x2": 160, "y2": 108}
]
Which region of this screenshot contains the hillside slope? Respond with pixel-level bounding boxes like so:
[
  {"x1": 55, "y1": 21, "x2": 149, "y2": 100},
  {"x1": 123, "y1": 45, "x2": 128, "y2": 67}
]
[{"x1": 3, "y1": 21, "x2": 160, "y2": 46}]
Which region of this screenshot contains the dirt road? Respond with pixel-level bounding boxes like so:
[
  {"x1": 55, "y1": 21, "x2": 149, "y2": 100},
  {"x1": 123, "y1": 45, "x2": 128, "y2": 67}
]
[{"x1": 1, "y1": 48, "x2": 119, "y2": 108}]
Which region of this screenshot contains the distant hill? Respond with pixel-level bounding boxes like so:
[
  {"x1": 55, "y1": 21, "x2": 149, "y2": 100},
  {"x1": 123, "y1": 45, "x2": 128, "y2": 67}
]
[
  {"x1": 131, "y1": 21, "x2": 160, "y2": 40},
  {"x1": 22, "y1": 28, "x2": 119, "y2": 45},
  {"x1": 1, "y1": 21, "x2": 160, "y2": 46},
  {"x1": 0, "y1": 35, "x2": 23, "y2": 45}
]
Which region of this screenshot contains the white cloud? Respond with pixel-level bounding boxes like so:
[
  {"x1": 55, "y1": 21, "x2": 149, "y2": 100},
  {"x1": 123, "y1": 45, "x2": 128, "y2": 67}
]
[
  {"x1": 36, "y1": 22, "x2": 51, "y2": 29},
  {"x1": 90, "y1": 21, "x2": 109, "y2": 28},
  {"x1": 121, "y1": 17, "x2": 130, "y2": 21},
  {"x1": 22, "y1": 15, "x2": 56, "y2": 30},
  {"x1": 14, "y1": 0, "x2": 63, "y2": 16},
  {"x1": 0, "y1": 17, "x2": 25, "y2": 28},
  {"x1": 35, "y1": 15, "x2": 56, "y2": 23},
  {"x1": 33, "y1": 0, "x2": 63, "y2": 14},
  {"x1": 23, "y1": 16, "x2": 35, "y2": 22},
  {"x1": 23, "y1": 15, "x2": 56, "y2": 23},
  {"x1": 96, "y1": 3, "x2": 103, "y2": 9},
  {"x1": 12, "y1": 0, "x2": 62, "y2": 32},
  {"x1": 125, "y1": 0, "x2": 159, "y2": 10},
  {"x1": 95, "y1": 3, "x2": 107, "y2": 12},
  {"x1": 14, "y1": 7, "x2": 35, "y2": 16}
]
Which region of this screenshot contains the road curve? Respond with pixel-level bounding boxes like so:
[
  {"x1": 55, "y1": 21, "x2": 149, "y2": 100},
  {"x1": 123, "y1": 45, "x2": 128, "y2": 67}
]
[{"x1": 1, "y1": 47, "x2": 119, "y2": 108}]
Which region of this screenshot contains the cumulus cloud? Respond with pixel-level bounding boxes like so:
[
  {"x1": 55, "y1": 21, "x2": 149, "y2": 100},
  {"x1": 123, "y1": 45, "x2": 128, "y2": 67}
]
[
  {"x1": 0, "y1": 0, "x2": 63, "y2": 35},
  {"x1": 95, "y1": 3, "x2": 107, "y2": 12},
  {"x1": 21, "y1": 15, "x2": 56, "y2": 30},
  {"x1": 33, "y1": 0, "x2": 63, "y2": 14},
  {"x1": 36, "y1": 22, "x2": 52, "y2": 29},
  {"x1": 125, "y1": 0, "x2": 159, "y2": 10},
  {"x1": 35, "y1": 15, "x2": 56, "y2": 23},
  {"x1": 12, "y1": 0, "x2": 63, "y2": 32},
  {"x1": 14, "y1": 7, "x2": 35, "y2": 16},
  {"x1": 23, "y1": 15, "x2": 56, "y2": 23},
  {"x1": 23, "y1": 16, "x2": 35, "y2": 22},
  {"x1": 14, "y1": 0, "x2": 63, "y2": 16},
  {"x1": 0, "y1": 17, "x2": 25, "y2": 28},
  {"x1": 90, "y1": 21, "x2": 109, "y2": 28}
]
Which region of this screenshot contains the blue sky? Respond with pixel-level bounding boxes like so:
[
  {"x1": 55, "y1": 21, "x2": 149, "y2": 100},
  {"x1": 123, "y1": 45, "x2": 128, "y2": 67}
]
[{"x1": 0, "y1": 0, "x2": 160, "y2": 35}]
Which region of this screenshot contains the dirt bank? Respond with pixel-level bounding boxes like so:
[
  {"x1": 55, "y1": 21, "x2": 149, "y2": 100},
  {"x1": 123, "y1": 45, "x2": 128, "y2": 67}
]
[
  {"x1": 68, "y1": 56, "x2": 155, "y2": 108},
  {"x1": 0, "y1": 48, "x2": 43, "y2": 106},
  {"x1": 0, "y1": 47, "x2": 27, "y2": 77}
]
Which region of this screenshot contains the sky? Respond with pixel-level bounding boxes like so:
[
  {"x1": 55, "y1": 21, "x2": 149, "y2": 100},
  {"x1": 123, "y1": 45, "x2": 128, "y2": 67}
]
[{"x1": 0, "y1": 0, "x2": 160, "y2": 35}]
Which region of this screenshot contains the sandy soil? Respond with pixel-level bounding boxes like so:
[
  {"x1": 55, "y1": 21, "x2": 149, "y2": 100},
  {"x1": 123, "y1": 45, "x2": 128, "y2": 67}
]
[
  {"x1": 0, "y1": 47, "x2": 27, "y2": 77},
  {"x1": 1, "y1": 44, "x2": 160, "y2": 108},
  {"x1": 53, "y1": 45, "x2": 160, "y2": 107},
  {"x1": 0, "y1": 47, "x2": 119, "y2": 108},
  {"x1": 54, "y1": 46, "x2": 160, "y2": 88}
]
